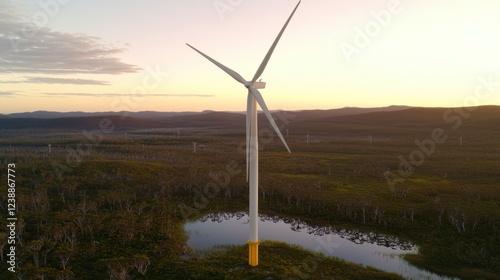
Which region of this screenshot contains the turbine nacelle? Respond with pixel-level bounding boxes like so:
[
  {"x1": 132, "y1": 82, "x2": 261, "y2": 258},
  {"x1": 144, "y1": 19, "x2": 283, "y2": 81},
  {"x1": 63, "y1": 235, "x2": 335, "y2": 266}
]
[
  {"x1": 244, "y1": 81, "x2": 266, "y2": 89},
  {"x1": 253, "y1": 81, "x2": 266, "y2": 89}
]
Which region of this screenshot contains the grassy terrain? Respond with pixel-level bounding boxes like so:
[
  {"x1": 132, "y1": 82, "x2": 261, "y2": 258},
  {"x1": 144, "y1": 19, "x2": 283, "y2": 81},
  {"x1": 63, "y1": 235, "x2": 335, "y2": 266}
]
[
  {"x1": 168, "y1": 241, "x2": 404, "y2": 280},
  {"x1": 0, "y1": 106, "x2": 499, "y2": 279}
]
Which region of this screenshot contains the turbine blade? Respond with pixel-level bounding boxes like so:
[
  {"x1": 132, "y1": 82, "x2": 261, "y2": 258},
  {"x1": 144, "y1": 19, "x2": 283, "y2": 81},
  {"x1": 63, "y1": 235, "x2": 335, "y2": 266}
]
[
  {"x1": 246, "y1": 91, "x2": 252, "y2": 182},
  {"x1": 251, "y1": 1, "x2": 301, "y2": 83},
  {"x1": 186, "y1": 43, "x2": 247, "y2": 85},
  {"x1": 249, "y1": 87, "x2": 291, "y2": 153}
]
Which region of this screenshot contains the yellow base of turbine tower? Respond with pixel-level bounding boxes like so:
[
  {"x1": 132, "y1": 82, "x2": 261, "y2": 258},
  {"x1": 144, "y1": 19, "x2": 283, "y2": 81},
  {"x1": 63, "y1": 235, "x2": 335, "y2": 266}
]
[{"x1": 248, "y1": 240, "x2": 260, "y2": 266}]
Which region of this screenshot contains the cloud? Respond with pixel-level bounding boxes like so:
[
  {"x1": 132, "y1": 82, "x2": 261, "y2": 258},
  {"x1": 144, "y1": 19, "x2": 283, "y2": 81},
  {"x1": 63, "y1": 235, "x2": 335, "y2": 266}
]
[
  {"x1": 1, "y1": 77, "x2": 111, "y2": 85},
  {"x1": 42, "y1": 93, "x2": 215, "y2": 98},
  {"x1": 0, "y1": 2, "x2": 140, "y2": 75},
  {"x1": 0, "y1": 91, "x2": 21, "y2": 97}
]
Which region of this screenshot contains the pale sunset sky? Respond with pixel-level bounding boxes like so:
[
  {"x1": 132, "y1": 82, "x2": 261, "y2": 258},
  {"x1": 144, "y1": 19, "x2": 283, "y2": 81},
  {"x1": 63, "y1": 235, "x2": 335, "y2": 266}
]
[{"x1": 1, "y1": 0, "x2": 499, "y2": 113}]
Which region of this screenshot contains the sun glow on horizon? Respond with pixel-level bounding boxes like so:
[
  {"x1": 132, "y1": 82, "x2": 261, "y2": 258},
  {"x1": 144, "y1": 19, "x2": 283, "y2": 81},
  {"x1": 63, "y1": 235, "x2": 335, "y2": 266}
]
[{"x1": 1, "y1": 0, "x2": 499, "y2": 114}]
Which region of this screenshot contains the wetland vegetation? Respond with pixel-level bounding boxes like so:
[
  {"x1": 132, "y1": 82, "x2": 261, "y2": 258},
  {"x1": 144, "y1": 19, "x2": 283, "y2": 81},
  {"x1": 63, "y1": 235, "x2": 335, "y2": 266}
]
[{"x1": 0, "y1": 106, "x2": 499, "y2": 279}]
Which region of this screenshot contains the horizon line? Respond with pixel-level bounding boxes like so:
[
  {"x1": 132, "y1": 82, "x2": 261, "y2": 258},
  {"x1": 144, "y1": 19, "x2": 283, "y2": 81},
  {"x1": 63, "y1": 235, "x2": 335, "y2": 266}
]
[{"x1": 3, "y1": 104, "x2": 500, "y2": 115}]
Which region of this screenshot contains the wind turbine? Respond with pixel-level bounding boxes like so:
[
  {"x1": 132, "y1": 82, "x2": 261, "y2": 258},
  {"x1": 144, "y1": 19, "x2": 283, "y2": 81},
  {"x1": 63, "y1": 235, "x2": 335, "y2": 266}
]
[{"x1": 187, "y1": 0, "x2": 300, "y2": 266}]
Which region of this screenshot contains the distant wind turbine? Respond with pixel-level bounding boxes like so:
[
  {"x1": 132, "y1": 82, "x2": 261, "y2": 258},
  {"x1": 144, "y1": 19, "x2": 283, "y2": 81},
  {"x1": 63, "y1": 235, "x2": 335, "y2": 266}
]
[{"x1": 187, "y1": 0, "x2": 300, "y2": 266}]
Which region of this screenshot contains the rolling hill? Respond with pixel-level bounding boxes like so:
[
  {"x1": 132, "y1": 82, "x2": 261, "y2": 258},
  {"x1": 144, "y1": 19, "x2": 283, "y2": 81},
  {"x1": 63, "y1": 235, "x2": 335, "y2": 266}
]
[
  {"x1": 0, "y1": 115, "x2": 164, "y2": 131},
  {"x1": 1, "y1": 106, "x2": 499, "y2": 135},
  {"x1": 287, "y1": 106, "x2": 500, "y2": 140}
]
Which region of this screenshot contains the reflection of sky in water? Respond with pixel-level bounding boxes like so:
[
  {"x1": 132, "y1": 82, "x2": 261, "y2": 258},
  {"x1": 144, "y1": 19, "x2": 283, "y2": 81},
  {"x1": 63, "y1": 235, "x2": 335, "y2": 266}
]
[{"x1": 185, "y1": 213, "x2": 457, "y2": 280}]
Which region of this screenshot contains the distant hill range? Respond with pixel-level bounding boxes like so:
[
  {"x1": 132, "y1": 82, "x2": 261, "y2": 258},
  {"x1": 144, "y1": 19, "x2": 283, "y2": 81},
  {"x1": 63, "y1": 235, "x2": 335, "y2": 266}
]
[
  {"x1": 0, "y1": 106, "x2": 499, "y2": 132},
  {"x1": 3, "y1": 106, "x2": 411, "y2": 120}
]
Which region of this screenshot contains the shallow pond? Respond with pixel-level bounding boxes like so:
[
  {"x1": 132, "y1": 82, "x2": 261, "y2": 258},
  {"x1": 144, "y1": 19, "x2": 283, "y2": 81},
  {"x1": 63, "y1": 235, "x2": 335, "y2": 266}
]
[{"x1": 185, "y1": 212, "x2": 457, "y2": 280}]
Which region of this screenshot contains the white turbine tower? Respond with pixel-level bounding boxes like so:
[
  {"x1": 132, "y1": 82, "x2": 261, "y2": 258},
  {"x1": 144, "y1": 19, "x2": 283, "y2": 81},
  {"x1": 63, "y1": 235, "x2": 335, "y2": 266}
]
[{"x1": 187, "y1": 1, "x2": 300, "y2": 266}]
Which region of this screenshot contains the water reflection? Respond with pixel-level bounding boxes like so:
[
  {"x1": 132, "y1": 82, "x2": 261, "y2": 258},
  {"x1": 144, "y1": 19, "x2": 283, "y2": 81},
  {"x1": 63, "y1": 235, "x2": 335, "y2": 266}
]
[
  {"x1": 186, "y1": 212, "x2": 457, "y2": 280},
  {"x1": 197, "y1": 212, "x2": 415, "y2": 251}
]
